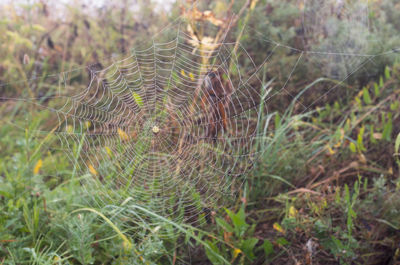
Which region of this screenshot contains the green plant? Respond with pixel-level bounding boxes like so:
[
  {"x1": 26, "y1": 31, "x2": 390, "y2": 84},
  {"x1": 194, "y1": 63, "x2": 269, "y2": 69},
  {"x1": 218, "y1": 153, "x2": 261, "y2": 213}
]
[{"x1": 204, "y1": 206, "x2": 259, "y2": 264}]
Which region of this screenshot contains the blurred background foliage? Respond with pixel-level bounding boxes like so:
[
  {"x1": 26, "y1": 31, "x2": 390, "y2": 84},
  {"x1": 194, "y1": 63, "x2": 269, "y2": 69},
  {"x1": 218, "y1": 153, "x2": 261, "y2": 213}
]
[{"x1": 0, "y1": 0, "x2": 400, "y2": 264}]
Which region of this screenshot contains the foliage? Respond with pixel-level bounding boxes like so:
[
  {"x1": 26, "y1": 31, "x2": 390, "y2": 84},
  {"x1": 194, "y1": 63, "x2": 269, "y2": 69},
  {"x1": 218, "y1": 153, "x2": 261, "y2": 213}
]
[{"x1": 0, "y1": 0, "x2": 400, "y2": 264}]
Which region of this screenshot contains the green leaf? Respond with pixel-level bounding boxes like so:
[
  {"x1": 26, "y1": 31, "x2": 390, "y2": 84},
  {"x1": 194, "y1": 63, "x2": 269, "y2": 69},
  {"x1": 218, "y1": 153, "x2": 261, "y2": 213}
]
[
  {"x1": 355, "y1": 97, "x2": 362, "y2": 108},
  {"x1": 349, "y1": 142, "x2": 357, "y2": 153},
  {"x1": 390, "y1": 101, "x2": 399, "y2": 111},
  {"x1": 0, "y1": 183, "x2": 13, "y2": 198},
  {"x1": 357, "y1": 126, "x2": 366, "y2": 152},
  {"x1": 325, "y1": 103, "x2": 331, "y2": 112},
  {"x1": 274, "y1": 113, "x2": 281, "y2": 130},
  {"x1": 335, "y1": 187, "x2": 341, "y2": 204},
  {"x1": 241, "y1": 238, "x2": 259, "y2": 260},
  {"x1": 225, "y1": 207, "x2": 249, "y2": 237},
  {"x1": 379, "y1": 76, "x2": 384, "y2": 88},
  {"x1": 281, "y1": 217, "x2": 296, "y2": 230},
  {"x1": 362, "y1": 87, "x2": 372, "y2": 104},
  {"x1": 363, "y1": 178, "x2": 368, "y2": 192},
  {"x1": 132, "y1": 92, "x2": 143, "y2": 107},
  {"x1": 347, "y1": 207, "x2": 356, "y2": 233},
  {"x1": 172, "y1": 71, "x2": 180, "y2": 84},
  {"x1": 216, "y1": 218, "x2": 234, "y2": 233},
  {"x1": 263, "y1": 240, "x2": 274, "y2": 257},
  {"x1": 395, "y1": 133, "x2": 400, "y2": 155},
  {"x1": 382, "y1": 113, "x2": 392, "y2": 141},
  {"x1": 334, "y1": 101, "x2": 340, "y2": 110},
  {"x1": 385, "y1": 66, "x2": 391, "y2": 79},
  {"x1": 331, "y1": 235, "x2": 344, "y2": 249},
  {"x1": 349, "y1": 207, "x2": 357, "y2": 218},
  {"x1": 374, "y1": 83, "x2": 380, "y2": 97},
  {"x1": 276, "y1": 237, "x2": 289, "y2": 246},
  {"x1": 344, "y1": 184, "x2": 350, "y2": 204},
  {"x1": 204, "y1": 240, "x2": 223, "y2": 265},
  {"x1": 370, "y1": 125, "x2": 376, "y2": 144}
]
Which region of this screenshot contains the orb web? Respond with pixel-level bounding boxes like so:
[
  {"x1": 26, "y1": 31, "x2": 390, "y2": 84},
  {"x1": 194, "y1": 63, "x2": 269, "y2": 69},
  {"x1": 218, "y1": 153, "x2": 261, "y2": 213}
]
[
  {"x1": 72, "y1": 30, "x2": 265, "y2": 229},
  {"x1": 3, "y1": 22, "x2": 274, "y2": 233}
]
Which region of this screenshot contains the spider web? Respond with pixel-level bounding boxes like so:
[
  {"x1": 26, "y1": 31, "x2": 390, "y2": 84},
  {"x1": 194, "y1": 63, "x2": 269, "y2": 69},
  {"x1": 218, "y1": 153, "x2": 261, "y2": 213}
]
[
  {"x1": 58, "y1": 28, "x2": 260, "y2": 219},
  {"x1": 302, "y1": 0, "x2": 371, "y2": 79},
  {"x1": 5, "y1": 21, "x2": 270, "y2": 231},
  {"x1": 1, "y1": 1, "x2": 399, "y2": 239}
]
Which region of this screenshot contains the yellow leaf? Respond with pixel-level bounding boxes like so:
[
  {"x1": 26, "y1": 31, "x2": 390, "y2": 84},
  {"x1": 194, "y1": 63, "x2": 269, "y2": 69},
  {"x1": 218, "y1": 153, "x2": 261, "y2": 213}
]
[
  {"x1": 32, "y1": 24, "x2": 46, "y2": 32},
  {"x1": 6, "y1": 31, "x2": 33, "y2": 48},
  {"x1": 118, "y1": 128, "x2": 129, "y2": 141},
  {"x1": 326, "y1": 145, "x2": 335, "y2": 155},
  {"x1": 122, "y1": 240, "x2": 132, "y2": 251},
  {"x1": 321, "y1": 198, "x2": 328, "y2": 209},
  {"x1": 289, "y1": 206, "x2": 297, "y2": 218},
  {"x1": 66, "y1": 125, "x2": 73, "y2": 133},
  {"x1": 340, "y1": 128, "x2": 345, "y2": 140},
  {"x1": 189, "y1": 72, "x2": 195, "y2": 81},
  {"x1": 249, "y1": 0, "x2": 259, "y2": 9},
  {"x1": 334, "y1": 141, "x2": 342, "y2": 148},
  {"x1": 88, "y1": 164, "x2": 97, "y2": 175},
  {"x1": 273, "y1": 222, "x2": 285, "y2": 234},
  {"x1": 233, "y1": 248, "x2": 242, "y2": 259},
  {"x1": 33, "y1": 159, "x2": 42, "y2": 175},
  {"x1": 105, "y1": 146, "x2": 112, "y2": 156},
  {"x1": 346, "y1": 118, "x2": 351, "y2": 128},
  {"x1": 181, "y1": 69, "x2": 186, "y2": 77}
]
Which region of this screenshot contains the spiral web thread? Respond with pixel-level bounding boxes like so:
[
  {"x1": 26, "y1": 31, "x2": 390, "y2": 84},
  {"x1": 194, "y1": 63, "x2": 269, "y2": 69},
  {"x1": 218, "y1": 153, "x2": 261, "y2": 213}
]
[
  {"x1": 47, "y1": 26, "x2": 265, "y2": 228},
  {"x1": 302, "y1": 0, "x2": 371, "y2": 79},
  {"x1": 1, "y1": 1, "x2": 399, "y2": 236}
]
